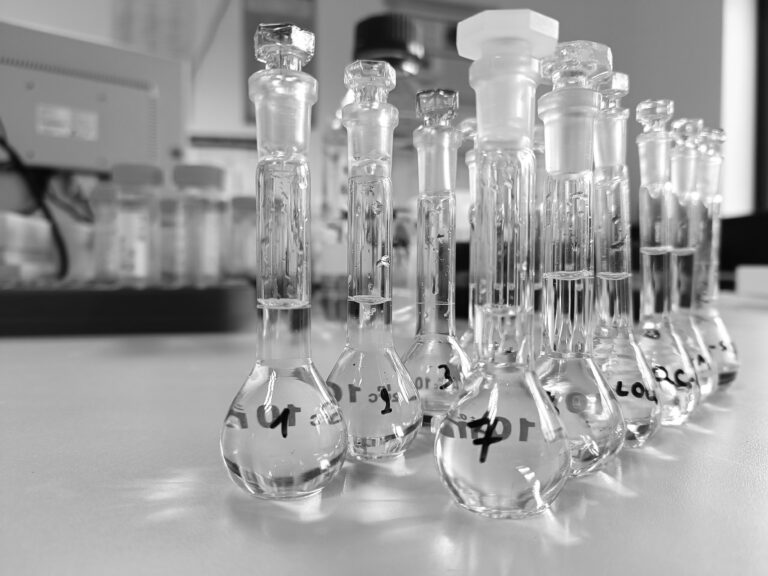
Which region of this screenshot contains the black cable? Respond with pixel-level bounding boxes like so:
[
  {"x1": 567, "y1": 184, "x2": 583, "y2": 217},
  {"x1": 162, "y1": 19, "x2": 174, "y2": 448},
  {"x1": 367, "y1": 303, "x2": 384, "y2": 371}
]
[{"x1": 0, "y1": 135, "x2": 69, "y2": 279}]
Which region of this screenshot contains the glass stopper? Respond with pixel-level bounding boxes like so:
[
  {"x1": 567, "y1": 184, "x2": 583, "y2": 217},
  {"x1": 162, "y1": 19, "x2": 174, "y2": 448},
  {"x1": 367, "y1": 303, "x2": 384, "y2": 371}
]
[
  {"x1": 416, "y1": 89, "x2": 459, "y2": 127},
  {"x1": 255, "y1": 23, "x2": 314, "y2": 70},
  {"x1": 636, "y1": 99, "x2": 675, "y2": 132},
  {"x1": 543, "y1": 40, "x2": 613, "y2": 89}
]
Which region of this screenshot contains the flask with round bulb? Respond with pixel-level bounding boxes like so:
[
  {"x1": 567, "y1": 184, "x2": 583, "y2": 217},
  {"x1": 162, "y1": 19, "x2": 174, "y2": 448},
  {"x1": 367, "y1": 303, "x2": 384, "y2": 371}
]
[
  {"x1": 434, "y1": 9, "x2": 570, "y2": 519},
  {"x1": 693, "y1": 128, "x2": 740, "y2": 386},
  {"x1": 220, "y1": 24, "x2": 347, "y2": 499},
  {"x1": 326, "y1": 60, "x2": 423, "y2": 461},
  {"x1": 635, "y1": 99, "x2": 700, "y2": 425},
  {"x1": 592, "y1": 72, "x2": 661, "y2": 447},
  {"x1": 669, "y1": 118, "x2": 718, "y2": 399},
  {"x1": 402, "y1": 89, "x2": 472, "y2": 423},
  {"x1": 535, "y1": 41, "x2": 626, "y2": 476}
]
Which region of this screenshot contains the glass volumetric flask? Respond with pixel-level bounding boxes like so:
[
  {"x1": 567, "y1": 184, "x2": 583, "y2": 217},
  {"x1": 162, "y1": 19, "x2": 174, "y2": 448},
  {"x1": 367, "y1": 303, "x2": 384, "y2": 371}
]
[
  {"x1": 669, "y1": 118, "x2": 717, "y2": 399},
  {"x1": 402, "y1": 90, "x2": 472, "y2": 421},
  {"x1": 693, "y1": 128, "x2": 739, "y2": 386},
  {"x1": 536, "y1": 41, "x2": 626, "y2": 477},
  {"x1": 326, "y1": 60, "x2": 422, "y2": 461},
  {"x1": 635, "y1": 100, "x2": 700, "y2": 425},
  {"x1": 220, "y1": 24, "x2": 347, "y2": 500},
  {"x1": 592, "y1": 72, "x2": 661, "y2": 448},
  {"x1": 435, "y1": 10, "x2": 570, "y2": 519},
  {"x1": 458, "y1": 118, "x2": 479, "y2": 359}
]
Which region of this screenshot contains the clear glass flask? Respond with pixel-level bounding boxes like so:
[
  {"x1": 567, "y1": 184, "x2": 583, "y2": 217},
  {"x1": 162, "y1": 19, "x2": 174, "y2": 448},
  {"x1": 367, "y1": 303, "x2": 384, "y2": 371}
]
[
  {"x1": 635, "y1": 99, "x2": 700, "y2": 425},
  {"x1": 669, "y1": 119, "x2": 717, "y2": 399},
  {"x1": 326, "y1": 60, "x2": 423, "y2": 462},
  {"x1": 536, "y1": 41, "x2": 626, "y2": 477},
  {"x1": 435, "y1": 10, "x2": 570, "y2": 519},
  {"x1": 402, "y1": 89, "x2": 472, "y2": 421},
  {"x1": 693, "y1": 128, "x2": 739, "y2": 386},
  {"x1": 220, "y1": 24, "x2": 347, "y2": 499},
  {"x1": 592, "y1": 72, "x2": 661, "y2": 447},
  {"x1": 458, "y1": 118, "x2": 478, "y2": 358}
]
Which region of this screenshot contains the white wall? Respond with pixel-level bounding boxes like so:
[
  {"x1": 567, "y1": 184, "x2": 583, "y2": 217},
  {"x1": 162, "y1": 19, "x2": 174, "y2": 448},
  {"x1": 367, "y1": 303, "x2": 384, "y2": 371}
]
[{"x1": 721, "y1": 0, "x2": 757, "y2": 217}]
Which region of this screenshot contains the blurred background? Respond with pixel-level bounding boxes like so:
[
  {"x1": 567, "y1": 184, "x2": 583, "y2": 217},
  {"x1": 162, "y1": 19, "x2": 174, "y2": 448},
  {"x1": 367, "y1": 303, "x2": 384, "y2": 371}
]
[{"x1": 0, "y1": 0, "x2": 763, "y2": 334}]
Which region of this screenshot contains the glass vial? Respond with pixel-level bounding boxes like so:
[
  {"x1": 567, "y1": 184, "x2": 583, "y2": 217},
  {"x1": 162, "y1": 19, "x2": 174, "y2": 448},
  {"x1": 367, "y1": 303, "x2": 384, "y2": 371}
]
[
  {"x1": 220, "y1": 23, "x2": 347, "y2": 500},
  {"x1": 174, "y1": 164, "x2": 227, "y2": 288},
  {"x1": 112, "y1": 163, "x2": 162, "y2": 289},
  {"x1": 326, "y1": 60, "x2": 423, "y2": 462},
  {"x1": 91, "y1": 182, "x2": 120, "y2": 285}
]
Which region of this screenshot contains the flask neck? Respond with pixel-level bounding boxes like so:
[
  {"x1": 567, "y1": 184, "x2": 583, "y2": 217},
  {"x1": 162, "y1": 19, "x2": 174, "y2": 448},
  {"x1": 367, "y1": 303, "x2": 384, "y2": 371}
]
[
  {"x1": 343, "y1": 103, "x2": 398, "y2": 177},
  {"x1": 250, "y1": 70, "x2": 317, "y2": 156},
  {"x1": 594, "y1": 109, "x2": 628, "y2": 169},
  {"x1": 414, "y1": 126, "x2": 462, "y2": 195},
  {"x1": 538, "y1": 87, "x2": 600, "y2": 174},
  {"x1": 470, "y1": 51, "x2": 539, "y2": 147},
  {"x1": 637, "y1": 132, "x2": 672, "y2": 187},
  {"x1": 671, "y1": 148, "x2": 699, "y2": 196}
]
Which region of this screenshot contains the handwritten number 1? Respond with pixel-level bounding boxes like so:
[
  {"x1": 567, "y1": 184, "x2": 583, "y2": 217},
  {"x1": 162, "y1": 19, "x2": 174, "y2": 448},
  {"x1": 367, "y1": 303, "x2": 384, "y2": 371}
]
[{"x1": 380, "y1": 388, "x2": 393, "y2": 415}]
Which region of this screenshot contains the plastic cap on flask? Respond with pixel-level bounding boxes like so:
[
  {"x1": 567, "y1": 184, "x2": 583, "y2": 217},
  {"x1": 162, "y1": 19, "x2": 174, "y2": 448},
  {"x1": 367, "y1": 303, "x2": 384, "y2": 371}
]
[
  {"x1": 112, "y1": 163, "x2": 163, "y2": 187},
  {"x1": 456, "y1": 10, "x2": 558, "y2": 61},
  {"x1": 457, "y1": 10, "x2": 558, "y2": 144}
]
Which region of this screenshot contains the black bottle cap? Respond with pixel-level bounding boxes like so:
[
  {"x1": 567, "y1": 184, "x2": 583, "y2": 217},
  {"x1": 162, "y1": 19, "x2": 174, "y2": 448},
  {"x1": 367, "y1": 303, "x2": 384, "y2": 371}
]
[{"x1": 353, "y1": 13, "x2": 425, "y2": 75}]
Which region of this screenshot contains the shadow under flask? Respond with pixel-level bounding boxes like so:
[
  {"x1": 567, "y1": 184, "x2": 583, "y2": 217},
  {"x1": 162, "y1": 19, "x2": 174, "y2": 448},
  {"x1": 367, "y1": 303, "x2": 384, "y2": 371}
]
[
  {"x1": 535, "y1": 41, "x2": 626, "y2": 477},
  {"x1": 220, "y1": 24, "x2": 347, "y2": 499},
  {"x1": 402, "y1": 90, "x2": 472, "y2": 422},
  {"x1": 635, "y1": 100, "x2": 700, "y2": 425},
  {"x1": 435, "y1": 9, "x2": 570, "y2": 519},
  {"x1": 693, "y1": 128, "x2": 740, "y2": 386},
  {"x1": 668, "y1": 118, "x2": 718, "y2": 399},
  {"x1": 592, "y1": 72, "x2": 661, "y2": 448},
  {"x1": 326, "y1": 60, "x2": 422, "y2": 462}
]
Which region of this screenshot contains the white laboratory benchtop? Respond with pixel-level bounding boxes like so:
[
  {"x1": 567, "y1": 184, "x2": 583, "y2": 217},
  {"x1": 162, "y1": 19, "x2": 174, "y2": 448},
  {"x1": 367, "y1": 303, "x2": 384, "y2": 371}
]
[{"x1": 1, "y1": 293, "x2": 767, "y2": 576}]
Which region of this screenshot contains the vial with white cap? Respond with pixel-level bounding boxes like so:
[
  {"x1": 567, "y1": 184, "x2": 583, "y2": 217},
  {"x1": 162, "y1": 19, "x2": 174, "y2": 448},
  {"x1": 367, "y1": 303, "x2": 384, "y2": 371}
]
[
  {"x1": 434, "y1": 10, "x2": 570, "y2": 519},
  {"x1": 112, "y1": 163, "x2": 163, "y2": 288},
  {"x1": 535, "y1": 41, "x2": 626, "y2": 476},
  {"x1": 174, "y1": 164, "x2": 226, "y2": 287}
]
